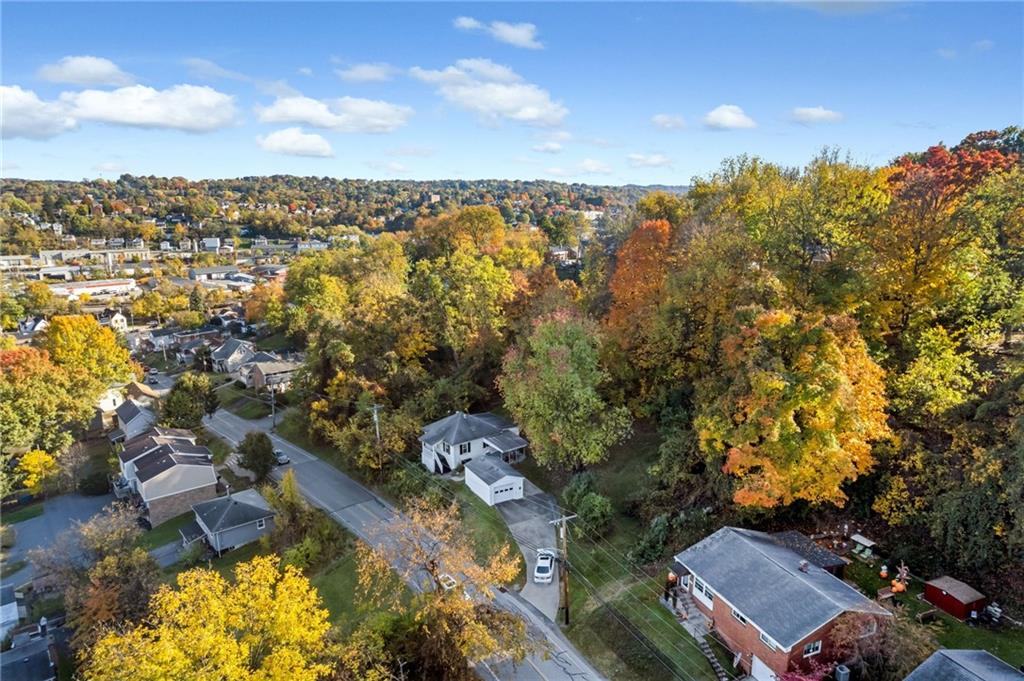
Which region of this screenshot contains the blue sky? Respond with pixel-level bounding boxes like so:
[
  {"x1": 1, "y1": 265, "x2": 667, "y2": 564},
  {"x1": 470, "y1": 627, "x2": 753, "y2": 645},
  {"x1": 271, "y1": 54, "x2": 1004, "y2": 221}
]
[{"x1": 2, "y1": 2, "x2": 1021, "y2": 183}]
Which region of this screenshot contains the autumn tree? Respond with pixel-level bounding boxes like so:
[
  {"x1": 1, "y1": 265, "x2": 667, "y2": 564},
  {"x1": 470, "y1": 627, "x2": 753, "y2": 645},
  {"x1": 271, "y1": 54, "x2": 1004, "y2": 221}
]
[
  {"x1": 358, "y1": 498, "x2": 531, "y2": 678},
  {"x1": 890, "y1": 326, "x2": 981, "y2": 425},
  {"x1": 606, "y1": 219, "x2": 672, "y2": 346},
  {"x1": 80, "y1": 556, "x2": 333, "y2": 681},
  {"x1": 244, "y1": 281, "x2": 286, "y2": 328},
  {"x1": 499, "y1": 308, "x2": 631, "y2": 469},
  {"x1": 16, "y1": 449, "x2": 57, "y2": 493},
  {"x1": 39, "y1": 314, "x2": 136, "y2": 385},
  {"x1": 695, "y1": 308, "x2": 891, "y2": 508}
]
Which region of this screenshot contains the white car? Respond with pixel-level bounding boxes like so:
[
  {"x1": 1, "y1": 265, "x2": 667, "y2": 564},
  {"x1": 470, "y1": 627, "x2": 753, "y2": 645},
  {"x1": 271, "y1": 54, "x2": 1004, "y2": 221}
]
[{"x1": 533, "y1": 550, "x2": 556, "y2": 584}]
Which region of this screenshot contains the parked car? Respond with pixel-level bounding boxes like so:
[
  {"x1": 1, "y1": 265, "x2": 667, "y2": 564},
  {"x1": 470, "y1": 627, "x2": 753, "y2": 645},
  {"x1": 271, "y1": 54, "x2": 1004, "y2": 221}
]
[
  {"x1": 534, "y1": 549, "x2": 556, "y2": 584},
  {"x1": 274, "y1": 449, "x2": 290, "y2": 465},
  {"x1": 148, "y1": 367, "x2": 158, "y2": 375}
]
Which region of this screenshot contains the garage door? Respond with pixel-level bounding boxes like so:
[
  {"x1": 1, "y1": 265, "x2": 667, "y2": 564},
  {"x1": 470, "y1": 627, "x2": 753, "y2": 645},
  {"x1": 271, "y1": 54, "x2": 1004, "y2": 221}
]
[
  {"x1": 751, "y1": 656, "x2": 776, "y2": 681},
  {"x1": 491, "y1": 482, "x2": 520, "y2": 504}
]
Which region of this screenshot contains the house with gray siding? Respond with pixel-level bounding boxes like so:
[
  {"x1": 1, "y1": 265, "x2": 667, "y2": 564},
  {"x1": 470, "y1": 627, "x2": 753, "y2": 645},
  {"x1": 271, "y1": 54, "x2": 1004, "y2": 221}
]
[{"x1": 180, "y1": 489, "x2": 275, "y2": 555}]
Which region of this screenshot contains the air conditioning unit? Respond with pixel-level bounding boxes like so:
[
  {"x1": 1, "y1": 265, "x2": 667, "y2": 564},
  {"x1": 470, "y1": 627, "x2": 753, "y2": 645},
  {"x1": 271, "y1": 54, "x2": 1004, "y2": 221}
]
[{"x1": 834, "y1": 664, "x2": 851, "y2": 681}]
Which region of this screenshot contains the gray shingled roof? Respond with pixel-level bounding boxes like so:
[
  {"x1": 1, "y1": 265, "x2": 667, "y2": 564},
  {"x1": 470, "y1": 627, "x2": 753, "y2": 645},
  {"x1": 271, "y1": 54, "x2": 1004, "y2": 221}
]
[
  {"x1": 120, "y1": 430, "x2": 200, "y2": 463},
  {"x1": 674, "y1": 527, "x2": 889, "y2": 649},
  {"x1": 192, "y1": 489, "x2": 274, "y2": 533},
  {"x1": 905, "y1": 650, "x2": 1024, "y2": 681},
  {"x1": 420, "y1": 411, "x2": 514, "y2": 446},
  {"x1": 115, "y1": 399, "x2": 143, "y2": 424},
  {"x1": 465, "y1": 455, "x2": 523, "y2": 485},
  {"x1": 135, "y1": 445, "x2": 213, "y2": 483},
  {"x1": 770, "y1": 531, "x2": 847, "y2": 571},
  {"x1": 212, "y1": 338, "x2": 252, "y2": 360}
]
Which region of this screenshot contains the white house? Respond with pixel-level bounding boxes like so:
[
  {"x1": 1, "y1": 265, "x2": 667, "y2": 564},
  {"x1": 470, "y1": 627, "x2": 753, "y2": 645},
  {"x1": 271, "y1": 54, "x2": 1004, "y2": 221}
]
[
  {"x1": 17, "y1": 316, "x2": 49, "y2": 336},
  {"x1": 201, "y1": 237, "x2": 221, "y2": 252},
  {"x1": 419, "y1": 411, "x2": 528, "y2": 474},
  {"x1": 465, "y1": 456, "x2": 525, "y2": 506},
  {"x1": 109, "y1": 399, "x2": 156, "y2": 443},
  {"x1": 98, "y1": 311, "x2": 128, "y2": 335}
]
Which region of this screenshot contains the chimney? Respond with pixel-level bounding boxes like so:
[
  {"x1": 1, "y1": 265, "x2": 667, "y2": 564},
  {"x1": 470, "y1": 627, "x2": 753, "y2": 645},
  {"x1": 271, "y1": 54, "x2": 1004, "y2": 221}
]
[{"x1": 799, "y1": 560, "x2": 810, "y2": 573}]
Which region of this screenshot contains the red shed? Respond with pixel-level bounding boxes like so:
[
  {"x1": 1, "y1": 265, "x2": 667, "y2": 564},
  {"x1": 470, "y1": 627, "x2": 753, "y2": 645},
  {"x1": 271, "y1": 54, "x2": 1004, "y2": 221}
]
[{"x1": 923, "y1": 576, "x2": 987, "y2": 620}]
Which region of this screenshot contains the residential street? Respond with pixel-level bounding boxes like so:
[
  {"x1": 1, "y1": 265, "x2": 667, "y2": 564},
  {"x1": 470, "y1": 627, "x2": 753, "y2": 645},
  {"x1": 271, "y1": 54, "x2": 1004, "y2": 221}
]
[{"x1": 204, "y1": 409, "x2": 605, "y2": 681}]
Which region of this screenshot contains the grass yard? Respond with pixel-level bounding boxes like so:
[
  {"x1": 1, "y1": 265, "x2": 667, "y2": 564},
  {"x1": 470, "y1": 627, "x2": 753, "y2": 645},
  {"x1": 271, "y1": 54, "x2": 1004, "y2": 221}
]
[
  {"x1": 845, "y1": 561, "x2": 1024, "y2": 666},
  {"x1": 200, "y1": 430, "x2": 233, "y2": 465},
  {"x1": 142, "y1": 351, "x2": 177, "y2": 373},
  {"x1": 444, "y1": 481, "x2": 526, "y2": 586},
  {"x1": 311, "y1": 552, "x2": 363, "y2": 630},
  {"x1": 2, "y1": 503, "x2": 44, "y2": 525},
  {"x1": 137, "y1": 511, "x2": 194, "y2": 550},
  {"x1": 256, "y1": 331, "x2": 290, "y2": 352},
  {"x1": 219, "y1": 384, "x2": 273, "y2": 420}
]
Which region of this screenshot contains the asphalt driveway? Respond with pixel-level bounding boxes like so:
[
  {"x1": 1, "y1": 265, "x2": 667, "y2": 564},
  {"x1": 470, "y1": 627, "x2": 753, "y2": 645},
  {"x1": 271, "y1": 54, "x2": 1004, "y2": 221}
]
[
  {"x1": 2, "y1": 492, "x2": 115, "y2": 587},
  {"x1": 496, "y1": 481, "x2": 562, "y2": 622}
]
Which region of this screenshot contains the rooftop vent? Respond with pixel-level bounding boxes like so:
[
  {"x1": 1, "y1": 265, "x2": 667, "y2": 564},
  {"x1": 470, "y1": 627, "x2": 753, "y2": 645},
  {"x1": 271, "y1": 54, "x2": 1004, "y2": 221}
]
[{"x1": 798, "y1": 560, "x2": 810, "y2": 573}]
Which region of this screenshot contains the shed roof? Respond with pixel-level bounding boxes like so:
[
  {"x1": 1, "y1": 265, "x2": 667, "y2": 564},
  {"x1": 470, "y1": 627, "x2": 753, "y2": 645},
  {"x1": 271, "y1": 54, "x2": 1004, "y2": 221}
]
[
  {"x1": 483, "y1": 431, "x2": 529, "y2": 453},
  {"x1": 674, "y1": 527, "x2": 889, "y2": 649},
  {"x1": 465, "y1": 455, "x2": 523, "y2": 486},
  {"x1": 926, "y1": 576, "x2": 986, "y2": 604},
  {"x1": 904, "y1": 650, "x2": 1024, "y2": 681}
]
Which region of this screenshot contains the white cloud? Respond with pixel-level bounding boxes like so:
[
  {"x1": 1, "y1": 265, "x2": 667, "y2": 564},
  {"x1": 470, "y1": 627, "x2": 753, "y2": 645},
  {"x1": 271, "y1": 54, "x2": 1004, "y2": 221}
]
[
  {"x1": 651, "y1": 113, "x2": 685, "y2": 129},
  {"x1": 298, "y1": 67, "x2": 314, "y2": 77},
  {"x1": 257, "y1": 95, "x2": 413, "y2": 133},
  {"x1": 38, "y1": 56, "x2": 134, "y2": 87},
  {"x1": 791, "y1": 106, "x2": 843, "y2": 124},
  {"x1": 410, "y1": 58, "x2": 566, "y2": 127},
  {"x1": 454, "y1": 16, "x2": 543, "y2": 49},
  {"x1": 0, "y1": 85, "x2": 77, "y2": 139},
  {"x1": 184, "y1": 57, "x2": 297, "y2": 97},
  {"x1": 628, "y1": 153, "x2": 672, "y2": 168},
  {"x1": 972, "y1": 39, "x2": 994, "y2": 52},
  {"x1": 336, "y1": 62, "x2": 397, "y2": 82},
  {"x1": 453, "y1": 16, "x2": 483, "y2": 30},
  {"x1": 257, "y1": 127, "x2": 334, "y2": 157},
  {"x1": 62, "y1": 84, "x2": 237, "y2": 132},
  {"x1": 579, "y1": 158, "x2": 612, "y2": 174},
  {"x1": 702, "y1": 104, "x2": 756, "y2": 130},
  {"x1": 935, "y1": 48, "x2": 957, "y2": 60},
  {"x1": 532, "y1": 141, "x2": 562, "y2": 153}
]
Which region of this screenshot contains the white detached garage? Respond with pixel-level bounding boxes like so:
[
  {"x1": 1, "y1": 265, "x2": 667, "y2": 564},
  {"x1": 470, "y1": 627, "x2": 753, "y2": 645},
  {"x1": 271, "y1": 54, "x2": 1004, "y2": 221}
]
[{"x1": 465, "y1": 455, "x2": 524, "y2": 506}]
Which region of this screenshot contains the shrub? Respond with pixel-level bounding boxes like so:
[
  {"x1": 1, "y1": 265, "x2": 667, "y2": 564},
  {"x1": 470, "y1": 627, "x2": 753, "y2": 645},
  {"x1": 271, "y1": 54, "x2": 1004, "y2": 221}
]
[
  {"x1": 562, "y1": 471, "x2": 597, "y2": 511},
  {"x1": 576, "y1": 492, "x2": 614, "y2": 537},
  {"x1": 234, "y1": 380, "x2": 246, "y2": 390},
  {"x1": 238, "y1": 431, "x2": 275, "y2": 483},
  {"x1": 78, "y1": 471, "x2": 110, "y2": 496},
  {"x1": 627, "y1": 513, "x2": 670, "y2": 566}
]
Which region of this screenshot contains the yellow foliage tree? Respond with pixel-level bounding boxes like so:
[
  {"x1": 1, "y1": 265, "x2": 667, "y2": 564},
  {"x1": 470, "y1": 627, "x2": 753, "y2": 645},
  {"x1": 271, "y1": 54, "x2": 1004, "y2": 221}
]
[
  {"x1": 80, "y1": 555, "x2": 333, "y2": 681},
  {"x1": 40, "y1": 315, "x2": 136, "y2": 385},
  {"x1": 17, "y1": 449, "x2": 57, "y2": 492}
]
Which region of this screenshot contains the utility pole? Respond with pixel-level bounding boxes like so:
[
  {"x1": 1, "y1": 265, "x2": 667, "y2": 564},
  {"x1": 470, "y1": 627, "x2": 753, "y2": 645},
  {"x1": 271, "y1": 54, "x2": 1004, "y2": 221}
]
[
  {"x1": 549, "y1": 513, "x2": 577, "y2": 626},
  {"x1": 269, "y1": 383, "x2": 277, "y2": 430}
]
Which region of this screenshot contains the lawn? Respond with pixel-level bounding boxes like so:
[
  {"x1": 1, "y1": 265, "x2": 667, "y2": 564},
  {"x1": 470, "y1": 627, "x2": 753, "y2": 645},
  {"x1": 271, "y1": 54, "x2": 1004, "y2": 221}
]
[
  {"x1": 311, "y1": 552, "x2": 363, "y2": 630},
  {"x1": 219, "y1": 384, "x2": 272, "y2": 420},
  {"x1": 2, "y1": 503, "x2": 44, "y2": 525},
  {"x1": 137, "y1": 511, "x2": 194, "y2": 550},
  {"x1": 845, "y1": 560, "x2": 1024, "y2": 666},
  {"x1": 200, "y1": 430, "x2": 233, "y2": 465},
  {"x1": 444, "y1": 481, "x2": 525, "y2": 585},
  {"x1": 256, "y1": 331, "x2": 290, "y2": 352},
  {"x1": 142, "y1": 351, "x2": 177, "y2": 373}
]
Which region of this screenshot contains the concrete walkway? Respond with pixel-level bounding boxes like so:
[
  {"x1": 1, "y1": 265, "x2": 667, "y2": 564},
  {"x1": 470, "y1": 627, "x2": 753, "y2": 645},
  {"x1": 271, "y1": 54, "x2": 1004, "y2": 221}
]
[{"x1": 495, "y1": 481, "x2": 562, "y2": 622}]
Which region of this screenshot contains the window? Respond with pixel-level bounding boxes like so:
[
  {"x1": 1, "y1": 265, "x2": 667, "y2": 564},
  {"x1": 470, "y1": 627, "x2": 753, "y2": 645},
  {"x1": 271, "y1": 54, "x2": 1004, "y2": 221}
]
[
  {"x1": 759, "y1": 632, "x2": 777, "y2": 651},
  {"x1": 443, "y1": 442, "x2": 451, "y2": 454},
  {"x1": 803, "y1": 640, "x2": 822, "y2": 658},
  {"x1": 459, "y1": 442, "x2": 471, "y2": 456},
  {"x1": 694, "y1": 579, "x2": 706, "y2": 595},
  {"x1": 730, "y1": 609, "x2": 748, "y2": 626},
  {"x1": 256, "y1": 518, "x2": 266, "y2": 530}
]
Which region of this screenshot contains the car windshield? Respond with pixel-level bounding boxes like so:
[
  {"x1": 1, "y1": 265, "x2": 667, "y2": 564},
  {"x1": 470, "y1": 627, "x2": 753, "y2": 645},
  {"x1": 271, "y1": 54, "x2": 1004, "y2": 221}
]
[{"x1": 536, "y1": 563, "x2": 551, "y2": 574}]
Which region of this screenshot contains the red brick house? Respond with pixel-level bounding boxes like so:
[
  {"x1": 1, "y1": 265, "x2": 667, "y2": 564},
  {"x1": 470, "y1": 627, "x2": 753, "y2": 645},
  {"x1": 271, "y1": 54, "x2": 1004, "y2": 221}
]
[{"x1": 667, "y1": 527, "x2": 890, "y2": 681}]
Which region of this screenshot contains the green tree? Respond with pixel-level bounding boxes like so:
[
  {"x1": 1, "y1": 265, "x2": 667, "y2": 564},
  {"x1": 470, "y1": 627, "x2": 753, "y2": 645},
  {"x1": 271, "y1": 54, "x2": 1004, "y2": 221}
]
[
  {"x1": 188, "y1": 284, "x2": 207, "y2": 313},
  {"x1": 160, "y1": 372, "x2": 215, "y2": 430},
  {"x1": 238, "y1": 431, "x2": 275, "y2": 483},
  {"x1": 498, "y1": 308, "x2": 631, "y2": 469},
  {"x1": 891, "y1": 326, "x2": 981, "y2": 425}
]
